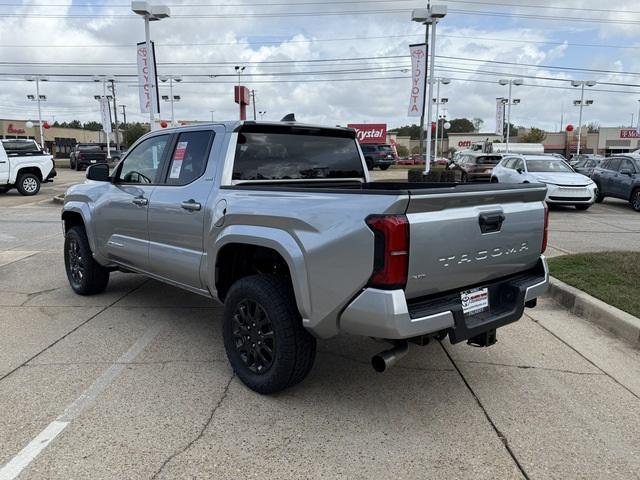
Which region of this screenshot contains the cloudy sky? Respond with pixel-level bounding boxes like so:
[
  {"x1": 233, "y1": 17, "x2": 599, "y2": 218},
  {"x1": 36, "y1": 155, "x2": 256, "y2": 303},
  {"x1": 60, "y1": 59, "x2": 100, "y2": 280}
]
[{"x1": 0, "y1": 0, "x2": 639, "y2": 132}]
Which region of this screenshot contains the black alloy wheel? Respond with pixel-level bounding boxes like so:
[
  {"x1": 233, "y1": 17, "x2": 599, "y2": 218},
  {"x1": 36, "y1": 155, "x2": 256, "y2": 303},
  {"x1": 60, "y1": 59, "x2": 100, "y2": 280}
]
[
  {"x1": 67, "y1": 237, "x2": 85, "y2": 287},
  {"x1": 631, "y1": 189, "x2": 640, "y2": 212},
  {"x1": 232, "y1": 299, "x2": 275, "y2": 374}
]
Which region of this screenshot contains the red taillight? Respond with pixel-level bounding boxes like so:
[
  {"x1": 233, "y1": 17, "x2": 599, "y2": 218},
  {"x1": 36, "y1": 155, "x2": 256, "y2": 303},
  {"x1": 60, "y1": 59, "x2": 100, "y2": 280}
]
[
  {"x1": 541, "y1": 203, "x2": 549, "y2": 253},
  {"x1": 366, "y1": 214, "x2": 409, "y2": 289}
]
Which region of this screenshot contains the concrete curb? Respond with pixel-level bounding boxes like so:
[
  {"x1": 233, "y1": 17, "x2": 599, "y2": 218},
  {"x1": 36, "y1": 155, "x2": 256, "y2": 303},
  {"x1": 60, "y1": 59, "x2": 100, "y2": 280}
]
[
  {"x1": 52, "y1": 194, "x2": 65, "y2": 204},
  {"x1": 547, "y1": 276, "x2": 640, "y2": 347}
]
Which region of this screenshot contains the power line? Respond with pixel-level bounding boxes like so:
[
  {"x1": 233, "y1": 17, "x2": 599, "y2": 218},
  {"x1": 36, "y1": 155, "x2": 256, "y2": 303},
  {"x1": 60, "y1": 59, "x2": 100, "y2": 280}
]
[{"x1": 0, "y1": 33, "x2": 636, "y2": 52}]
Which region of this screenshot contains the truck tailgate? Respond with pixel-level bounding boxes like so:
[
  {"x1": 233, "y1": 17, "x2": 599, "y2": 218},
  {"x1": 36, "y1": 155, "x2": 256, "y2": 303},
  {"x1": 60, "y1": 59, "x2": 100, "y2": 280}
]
[{"x1": 404, "y1": 184, "x2": 547, "y2": 299}]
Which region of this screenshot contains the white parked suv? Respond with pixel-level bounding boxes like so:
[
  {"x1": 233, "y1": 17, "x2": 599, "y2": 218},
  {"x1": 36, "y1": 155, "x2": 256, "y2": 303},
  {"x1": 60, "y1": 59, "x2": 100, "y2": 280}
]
[
  {"x1": 0, "y1": 139, "x2": 56, "y2": 195},
  {"x1": 491, "y1": 154, "x2": 597, "y2": 210}
]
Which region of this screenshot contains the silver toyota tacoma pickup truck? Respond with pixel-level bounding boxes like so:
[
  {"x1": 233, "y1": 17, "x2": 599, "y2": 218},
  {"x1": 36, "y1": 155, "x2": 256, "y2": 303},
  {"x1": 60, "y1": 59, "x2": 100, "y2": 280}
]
[{"x1": 62, "y1": 120, "x2": 549, "y2": 394}]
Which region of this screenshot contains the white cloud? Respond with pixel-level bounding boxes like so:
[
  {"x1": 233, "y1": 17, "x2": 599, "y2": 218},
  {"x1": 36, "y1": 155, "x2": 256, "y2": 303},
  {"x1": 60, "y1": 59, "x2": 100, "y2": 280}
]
[{"x1": 0, "y1": 0, "x2": 637, "y2": 132}]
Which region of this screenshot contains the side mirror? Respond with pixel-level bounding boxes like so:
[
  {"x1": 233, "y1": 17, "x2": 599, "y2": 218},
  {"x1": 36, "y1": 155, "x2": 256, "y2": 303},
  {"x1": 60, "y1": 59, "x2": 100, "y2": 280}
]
[
  {"x1": 619, "y1": 168, "x2": 632, "y2": 176},
  {"x1": 86, "y1": 163, "x2": 110, "y2": 182},
  {"x1": 516, "y1": 168, "x2": 523, "y2": 174}
]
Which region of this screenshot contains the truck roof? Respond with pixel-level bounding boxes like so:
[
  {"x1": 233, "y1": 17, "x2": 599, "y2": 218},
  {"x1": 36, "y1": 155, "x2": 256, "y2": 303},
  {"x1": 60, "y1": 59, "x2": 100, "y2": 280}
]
[{"x1": 154, "y1": 120, "x2": 356, "y2": 135}]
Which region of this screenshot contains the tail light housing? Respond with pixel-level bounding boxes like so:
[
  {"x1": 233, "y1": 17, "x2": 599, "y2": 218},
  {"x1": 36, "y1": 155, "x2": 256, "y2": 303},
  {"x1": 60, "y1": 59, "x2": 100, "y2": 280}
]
[
  {"x1": 541, "y1": 203, "x2": 549, "y2": 253},
  {"x1": 366, "y1": 214, "x2": 409, "y2": 289},
  {"x1": 76, "y1": 153, "x2": 83, "y2": 161}
]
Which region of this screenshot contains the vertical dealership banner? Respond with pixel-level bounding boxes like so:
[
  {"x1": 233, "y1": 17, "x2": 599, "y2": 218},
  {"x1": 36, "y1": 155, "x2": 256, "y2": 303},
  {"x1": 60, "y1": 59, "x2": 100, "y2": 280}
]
[
  {"x1": 408, "y1": 43, "x2": 427, "y2": 117},
  {"x1": 100, "y1": 97, "x2": 112, "y2": 133},
  {"x1": 495, "y1": 99, "x2": 505, "y2": 136},
  {"x1": 137, "y1": 41, "x2": 160, "y2": 115}
]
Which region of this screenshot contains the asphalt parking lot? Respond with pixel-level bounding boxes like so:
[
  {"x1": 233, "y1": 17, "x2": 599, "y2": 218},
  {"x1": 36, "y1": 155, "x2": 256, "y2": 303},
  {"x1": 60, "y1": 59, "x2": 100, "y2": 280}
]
[{"x1": 1, "y1": 168, "x2": 639, "y2": 479}]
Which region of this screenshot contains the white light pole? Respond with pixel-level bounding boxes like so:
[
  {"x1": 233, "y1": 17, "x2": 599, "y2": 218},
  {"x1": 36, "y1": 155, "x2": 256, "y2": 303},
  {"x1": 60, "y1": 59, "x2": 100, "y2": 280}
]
[
  {"x1": 235, "y1": 65, "x2": 246, "y2": 120},
  {"x1": 210, "y1": 110, "x2": 215, "y2": 122},
  {"x1": 636, "y1": 100, "x2": 640, "y2": 134},
  {"x1": 441, "y1": 117, "x2": 450, "y2": 159},
  {"x1": 132, "y1": 1, "x2": 170, "y2": 130},
  {"x1": 160, "y1": 75, "x2": 182, "y2": 126},
  {"x1": 498, "y1": 78, "x2": 523, "y2": 152},
  {"x1": 412, "y1": 5, "x2": 447, "y2": 173},
  {"x1": 571, "y1": 80, "x2": 596, "y2": 155},
  {"x1": 26, "y1": 75, "x2": 48, "y2": 149},
  {"x1": 433, "y1": 78, "x2": 450, "y2": 157}
]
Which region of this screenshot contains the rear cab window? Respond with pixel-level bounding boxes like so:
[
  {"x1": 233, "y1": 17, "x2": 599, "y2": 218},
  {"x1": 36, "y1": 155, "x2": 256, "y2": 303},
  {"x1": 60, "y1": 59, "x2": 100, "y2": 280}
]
[{"x1": 232, "y1": 124, "x2": 365, "y2": 182}]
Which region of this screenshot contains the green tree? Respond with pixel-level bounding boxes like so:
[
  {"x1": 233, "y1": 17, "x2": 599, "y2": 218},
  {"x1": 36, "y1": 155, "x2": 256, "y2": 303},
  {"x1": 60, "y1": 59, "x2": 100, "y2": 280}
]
[
  {"x1": 83, "y1": 121, "x2": 103, "y2": 131},
  {"x1": 521, "y1": 127, "x2": 546, "y2": 143},
  {"x1": 396, "y1": 145, "x2": 409, "y2": 157},
  {"x1": 124, "y1": 123, "x2": 148, "y2": 147},
  {"x1": 389, "y1": 124, "x2": 422, "y2": 139},
  {"x1": 67, "y1": 120, "x2": 82, "y2": 129},
  {"x1": 447, "y1": 118, "x2": 475, "y2": 134}
]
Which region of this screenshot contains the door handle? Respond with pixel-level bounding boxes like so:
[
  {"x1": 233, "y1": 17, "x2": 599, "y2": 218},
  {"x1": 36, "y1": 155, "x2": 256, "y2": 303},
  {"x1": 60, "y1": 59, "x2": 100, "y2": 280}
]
[
  {"x1": 132, "y1": 196, "x2": 148, "y2": 206},
  {"x1": 479, "y1": 212, "x2": 505, "y2": 233},
  {"x1": 181, "y1": 199, "x2": 202, "y2": 211}
]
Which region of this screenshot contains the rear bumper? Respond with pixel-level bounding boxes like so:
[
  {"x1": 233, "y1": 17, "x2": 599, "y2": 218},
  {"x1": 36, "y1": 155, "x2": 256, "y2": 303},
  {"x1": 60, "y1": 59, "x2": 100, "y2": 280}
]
[
  {"x1": 374, "y1": 158, "x2": 396, "y2": 167},
  {"x1": 339, "y1": 256, "x2": 549, "y2": 341}
]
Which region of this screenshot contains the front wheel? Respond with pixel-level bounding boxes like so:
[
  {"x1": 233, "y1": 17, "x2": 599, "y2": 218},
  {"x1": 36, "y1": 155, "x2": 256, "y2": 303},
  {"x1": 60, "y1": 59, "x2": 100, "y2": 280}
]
[
  {"x1": 461, "y1": 173, "x2": 468, "y2": 183},
  {"x1": 630, "y1": 189, "x2": 640, "y2": 212},
  {"x1": 223, "y1": 275, "x2": 316, "y2": 394},
  {"x1": 16, "y1": 173, "x2": 40, "y2": 196},
  {"x1": 594, "y1": 184, "x2": 604, "y2": 203},
  {"x1": 64, "y1": 226, "x2": 110, "y2": 295},
  {"x1": 490, "y1": 177, "x2": 499, "y2": 183},
  {"x1": 380, "y1": 165, "x2": 390, "y2": 171}
]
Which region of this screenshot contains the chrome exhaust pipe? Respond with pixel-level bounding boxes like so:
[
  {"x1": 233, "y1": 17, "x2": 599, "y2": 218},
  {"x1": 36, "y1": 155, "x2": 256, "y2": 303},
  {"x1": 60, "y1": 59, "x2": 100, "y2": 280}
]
[{"x1": 371, "y1": 341, "x2": 409, "y2": 373}]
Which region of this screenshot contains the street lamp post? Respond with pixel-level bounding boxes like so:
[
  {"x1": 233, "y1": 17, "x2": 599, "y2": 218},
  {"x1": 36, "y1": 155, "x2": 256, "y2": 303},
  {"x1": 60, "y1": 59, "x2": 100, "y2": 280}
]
[
  {"x1": 636, "y1": 100, "x2": 640, "y2": 133},
  {"x1": 235, "y1": 66, "x2": 246, "y2": 120},
  {"x1": 571, "y1": 80, "x2": 596, "y2": 155},
  {"x1": 498, "y1": 78, "x2": 523, "y2": 152},
  {"x1": 132, "y1": 1, "x2": 171, "y2": 130},
  {"x1": 412, "y1": 4, "x2": 447, "y2": 173},
  {"x1": 26, "y1": 75, "x2": 48, "y2": 149},
  {"x1": 210, "y1": 110, "x2": 215, "y2": 122},
  {"x1": 160, "y1": 75, "x2": 182, "y2": 126},
  {"x1": 433, "y1": 77, "x2": 450, "y2": 157}
]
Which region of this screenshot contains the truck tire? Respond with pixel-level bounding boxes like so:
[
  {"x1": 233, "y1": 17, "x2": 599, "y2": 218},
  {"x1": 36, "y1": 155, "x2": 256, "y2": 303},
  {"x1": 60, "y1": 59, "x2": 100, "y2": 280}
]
[
  {"x1": 69, "y1": 157, "x2": 75, "y2": 170},
  {"x1": 16, "y1": 173, "x2": 41, "y2": 196},
  {"x1": 380, "y1": 165, "x2": 390, "y2": 171},
  {"x1": 64, "y1": 226, "x2": 110, "y2": 295},
  {"x1": 223, "y1": 274, "x2": 316, "y2": 394},
  {"x1": 631, "y1": 188, "x2": 640, "y2": 212},
  {"x1": 594, "y1": 183, "x2": 604, "y2": 203}
]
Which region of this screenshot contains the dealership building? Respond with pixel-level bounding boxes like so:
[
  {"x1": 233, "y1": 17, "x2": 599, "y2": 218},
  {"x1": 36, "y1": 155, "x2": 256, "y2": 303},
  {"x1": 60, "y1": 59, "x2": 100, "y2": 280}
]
[{"x1": 0, "y1": 119, "x2": 123, "y2": 158}]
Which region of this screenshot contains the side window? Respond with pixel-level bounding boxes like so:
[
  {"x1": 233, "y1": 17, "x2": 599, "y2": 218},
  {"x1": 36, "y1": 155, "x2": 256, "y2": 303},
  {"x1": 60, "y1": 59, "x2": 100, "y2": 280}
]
[
  {"x1": 607, "y1": 158, "x2": 621, "y2": 171},
  {"x1": 619, "y1": 159, "x2": 636, "y2": 173},
  {"x1": 502, "y1": 158, "x2": 515, "y2": 169},
  {"x1": 513, "y1": 159, "x2": 524, "y2": 171},
  {"x1": 117, "y1": 135, "x2": 169, "y2": 184},
  {"x1": 165, "y1": 130, "x2": 215, "y2": 185}
]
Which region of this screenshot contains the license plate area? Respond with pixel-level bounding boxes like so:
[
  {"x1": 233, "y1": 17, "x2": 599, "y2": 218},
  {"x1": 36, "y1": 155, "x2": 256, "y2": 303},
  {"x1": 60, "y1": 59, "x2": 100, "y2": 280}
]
[{"x1": 461, "y1": 287, "x2": 489, "y2": 317}]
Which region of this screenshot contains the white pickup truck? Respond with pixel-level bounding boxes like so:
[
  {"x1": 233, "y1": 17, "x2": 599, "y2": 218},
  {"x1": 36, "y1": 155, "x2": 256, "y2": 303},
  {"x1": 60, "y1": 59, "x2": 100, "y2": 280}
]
[{"x1": 0, "y1": 139, "x2": 56, "y2": 195}]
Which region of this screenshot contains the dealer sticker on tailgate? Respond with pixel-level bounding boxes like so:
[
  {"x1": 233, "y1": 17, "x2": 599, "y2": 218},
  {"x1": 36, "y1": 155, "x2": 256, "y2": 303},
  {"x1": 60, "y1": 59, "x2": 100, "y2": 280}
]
[{"x1": 461, "y1": 287, "x2": 489, "y2": 316}]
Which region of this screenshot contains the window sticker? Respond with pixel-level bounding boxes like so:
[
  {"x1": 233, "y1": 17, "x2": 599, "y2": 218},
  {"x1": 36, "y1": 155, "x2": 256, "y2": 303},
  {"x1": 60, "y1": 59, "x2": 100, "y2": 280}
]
[{"x1": 169, "y1": 141, "x2": 188, "y2": 179}]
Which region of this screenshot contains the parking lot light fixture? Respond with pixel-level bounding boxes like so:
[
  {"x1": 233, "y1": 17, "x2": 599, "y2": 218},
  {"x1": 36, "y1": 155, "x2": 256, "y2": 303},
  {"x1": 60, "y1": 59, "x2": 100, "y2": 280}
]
[
  {"x1": 412, "y1": 5, "x2": 447, "y2": 173},
  {"x1": 160, "y1": 75, "x2": 182, "y2": 126},
  {"x1": 25, "y1": 75, "x2": 48, "y2": 150},
  {"x1": 433, "y1": 77, "x2": 451, "y2": 158},
  {"x1": 498, "y1": 78, "x2": 524, "y2": 152},
  {"x1": 132, "y1": 1, "x2": 171, "y2": 130},
  {"x1": 571, "y1": 80, "x2": 597, "y2": 155}
]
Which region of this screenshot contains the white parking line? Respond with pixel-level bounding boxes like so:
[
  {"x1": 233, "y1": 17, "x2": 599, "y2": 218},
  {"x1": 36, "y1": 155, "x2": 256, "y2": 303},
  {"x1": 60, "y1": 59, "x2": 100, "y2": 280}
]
[{"x1": 0, "y1": 321, "x2": 165, "y2": 480}]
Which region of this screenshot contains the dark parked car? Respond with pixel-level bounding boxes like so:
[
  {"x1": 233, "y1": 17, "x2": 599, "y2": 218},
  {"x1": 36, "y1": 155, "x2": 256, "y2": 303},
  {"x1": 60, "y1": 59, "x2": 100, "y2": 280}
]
[
  {"x1": 69, "y1": 144, "x2": 108, "y2": 171},
  {"x1": 449, "y1": 151, "x2": 503, "y2": 182},
  {"x1": 360, "y1": 144, "x2": 396, "y2": 170},
  {"x1": 573, "y1": 156, "x2": 604, "y2": 177},
  {"x1": 591, "y1": 155, "x2": 640, "y2": 211}
]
